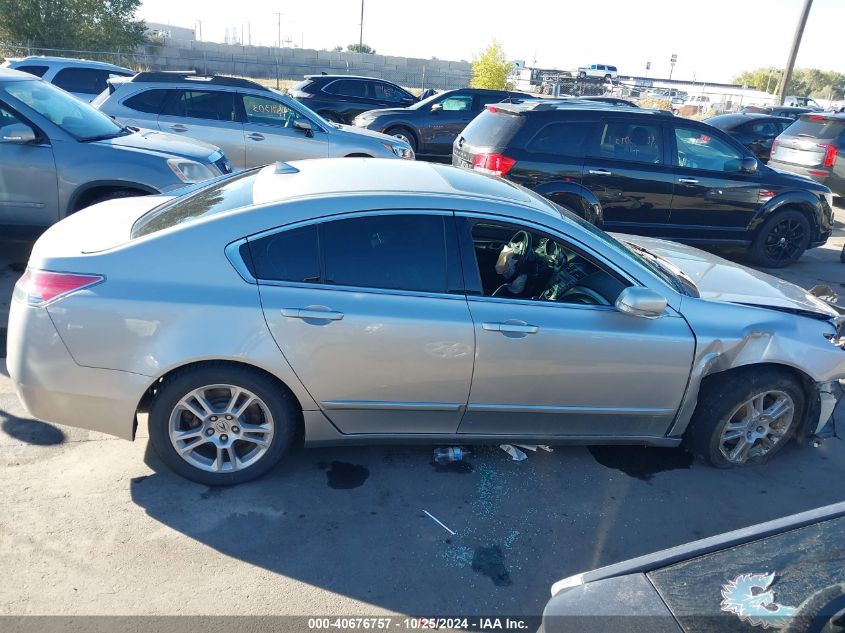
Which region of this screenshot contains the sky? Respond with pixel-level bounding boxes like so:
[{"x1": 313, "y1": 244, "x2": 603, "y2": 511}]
[{"x1": 137, "y1": 0, "x2": 843, "y2": 84}]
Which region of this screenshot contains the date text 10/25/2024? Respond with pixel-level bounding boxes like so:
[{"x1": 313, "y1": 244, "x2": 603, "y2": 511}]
[{"x1": 307, "y1": 617, "x2": 531, "y2": 630}]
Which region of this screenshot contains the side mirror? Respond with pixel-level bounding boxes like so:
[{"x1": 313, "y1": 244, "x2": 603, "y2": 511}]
[
  {"x1": 1, "y1": 123, "x2": 37, "y2": 144},
  {"x1": 293, "y1": 119, "x2": 314, "y2": 138},
  {"x1": 740, "y1": 156, "x2": 758, "y2": 173},
  {"x1": 615, "y1": 287, "x2": 668, "y2": 319},
  {"x1": 430, "y1": 103, "x2": 443, "y2": 113}
]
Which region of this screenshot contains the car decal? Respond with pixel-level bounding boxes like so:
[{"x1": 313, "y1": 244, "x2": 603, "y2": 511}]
[{"x1": 720, "y1": 572, "x2": 797, "y2": 629}]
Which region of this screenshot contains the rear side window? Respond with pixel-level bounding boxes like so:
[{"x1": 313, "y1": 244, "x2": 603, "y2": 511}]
[
  {"x1": 459, "y1": 109, "x2": 524, "y2": 148},
  {"x1": 164, "y1": 90, "x2": 238, "y2": 121},
  {"x1": 123, "y1": 89, "x2": 170, "y2": 114},
  {"x1": 324, "y1": 80, "x2": 367, "y2": 98},
  {"x1": 248, "y1": 225, "x2": 320, "y2": 282},
  {"x1": 53, "y1": 67, "x2": 105, "y2": 94},
  {"x1": 322, "y1": 215, "x2": 447, "y2": 293},
  {"x1": 15, "y1": 65, "x2": 49, "y2": 78},
  {"x1": 784, "y1": 117, "x2": 845, "y2": 140},
  {"x1": 589, "y1": 121, "x2": 663, "y2": 164},
  {"x1": 526, "y1": 121, "x2": 593, "y2": 157}
]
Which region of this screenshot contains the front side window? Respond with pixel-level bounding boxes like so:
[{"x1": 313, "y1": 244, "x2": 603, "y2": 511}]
[
  {"x1": 0, "y1": 101, "x2": 27, "y2": 134},
  {"x1": 373, "y1": 82, "x2": 411, "y2": 102},
  {"x1": 526, "y1": 121, "x2": 593, "y2": 157},
  {"x1": 242, "y1": 94, "x2": 308, "y2": 127},
  {"x1": 439, "y1": 95, "x2": 474, "y2": 112},
  {"x1": 53, "y1": 68, "x2": 105, "y2": 94},
  {"x1": 165, "y1": 90, "x2": 238, "y2": 122},
  {"x1": 3, "y1": 79, "x2": 125, "y2": 141},
  {"x1": 323, "y1": 215, "x2": 447, "y2": 293},
  {"x1": 674, "y1": 126, "x2": 744, "y2": 171},
  {"x1": 589, "y1": 120, "x2": 663, "y2": 164},
  {"x1": 468, "y1": 220, "x2": 626, "y2": 306}
]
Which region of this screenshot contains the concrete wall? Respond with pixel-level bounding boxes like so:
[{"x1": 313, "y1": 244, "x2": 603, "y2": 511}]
[{"x1": 135, "y1": 40, "x2": 472, "y2": 90}]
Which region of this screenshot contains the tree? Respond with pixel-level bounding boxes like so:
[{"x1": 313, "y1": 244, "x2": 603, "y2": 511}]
[
  {"x1": 733, "y1": 66, "x2": 845, "y2": 99},
  {"x1": 0, "y1": 0, "x2": 146, "y2": 51},
  {"x1": 347, "y1": 43, "x2": 375, "y2": 54},
  {"x1": 332, "y1": 45, "x2": 343, "y2": 52},
  {"x1": 470, "y1": 40, "x2": 511, "y2": 90}
]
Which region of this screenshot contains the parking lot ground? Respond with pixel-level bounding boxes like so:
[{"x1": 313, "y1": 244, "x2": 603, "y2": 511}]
[{"x1": 0, "y1": 200, "x2": 843, "y2": 619}]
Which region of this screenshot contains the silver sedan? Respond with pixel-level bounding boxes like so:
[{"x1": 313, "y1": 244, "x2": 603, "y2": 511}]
[{"x1": 7, "y1": 159, "x2": 845, "y2": 485}]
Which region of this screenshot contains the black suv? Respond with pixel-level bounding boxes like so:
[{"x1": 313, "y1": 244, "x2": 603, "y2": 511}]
[
  {"x1": 351, "y1": 88, "x2": 531, "y2": 160},
  {"x1": 289, "y1": 74, "x2": 419, "y2": 124},
  {"x1": 453, "y1": 101, "x2": 834, "y2": 267}
]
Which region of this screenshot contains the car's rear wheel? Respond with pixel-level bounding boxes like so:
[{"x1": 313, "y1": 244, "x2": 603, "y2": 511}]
[
  {"x1": 385, "y1": 126, "x2": 417, "y2": 153},
  {"x1": 684, "y1": 367, "x2": 805, "y2": 468},
  {"x1": 148, "y1": 364, "x2": 298, "y2": 485},
  {"x1": 750, "y1": 208, "x2": 811, "y2": 268}
]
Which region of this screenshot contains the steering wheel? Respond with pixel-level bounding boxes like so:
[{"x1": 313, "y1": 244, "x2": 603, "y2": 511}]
[{"x1": 502, "y1": 230, "x2": 533, "y2": 280}]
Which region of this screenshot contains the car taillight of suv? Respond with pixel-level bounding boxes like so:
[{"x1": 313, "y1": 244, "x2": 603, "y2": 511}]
[{"x1": 472, "y1": 153, "x2": 516, "y2": 177}]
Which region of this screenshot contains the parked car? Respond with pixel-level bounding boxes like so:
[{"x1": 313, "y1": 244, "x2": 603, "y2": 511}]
[
  {"x1": 351, "y1": 88, "x2": 531, "y2": 159},
  {"x1": 0, "y1": 68, "x2": 230, "y2": 235},
  {"x1": 684, "y1": 94, "x2": 712, "y2": 112},
  {"x1": 577, "y1": 64, "x2": 618, "y2": 81},
  {"x1": 94, "y1": 72, "x2": 414, "y2": 169},
  {"x1": 769, "y1": 112, "x2": 845, "y2": 197},
  {"x1": 452, "y1": 101, "x2": 835, "y2": 267},
  {"x1": 2, "y1": 55, "x2": 134, "y2": 102},
  {"x1": 705, "y1": 112, "x2": 793, "y2": 162},
  {"x1": 784, "y1": 95, "x2": 823, "y2": 110},
  {"x1": 545, "y1": 501, "x2": 845, "y2": 633},
  {"x1": 288, "y1": 74, "x2": 418, "y2": 124},
  {"x1": 742, "y1": 105, "x2": 814, "y2": 120},
  {"x1": 8, "y1": 158, "x2": 845, "y2": 485}
]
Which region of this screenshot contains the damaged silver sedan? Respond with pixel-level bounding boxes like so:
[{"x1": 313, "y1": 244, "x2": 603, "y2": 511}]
[{"x1": 7, "y1": 159, "x2": 845, "y2": 484}]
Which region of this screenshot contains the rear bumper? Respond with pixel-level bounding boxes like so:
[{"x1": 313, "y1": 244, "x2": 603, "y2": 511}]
[
  {"x1": 768, "y1": 160, "x2": 845, "y2": 197},
  {"x1": 6, "y1": 300, "x2": 149, "y2": 440}
]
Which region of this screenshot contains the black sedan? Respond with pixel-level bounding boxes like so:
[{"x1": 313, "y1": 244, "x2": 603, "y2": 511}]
[
  {"x1": 706, "y1": 113, "x2": 793, "y2": 162},
  {"x1": 351, "y1": 88, "x2": 532, "y2": 160}
]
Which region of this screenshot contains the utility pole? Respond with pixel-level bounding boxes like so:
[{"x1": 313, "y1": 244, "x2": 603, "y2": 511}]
[
  {"x1": 777, "y1": 0, "x2": 813, "y2": 105},
  {"x1": 275, "y1": 12, "x2": 282, "y2": 48},
  {"x1": 669, "y1": 53, "x2": 677, "y2": 81},
  {"x1": 359, "y1": 0, "x2": 365, "y2": 48},
  {"x1": 195, "y1": 20, "x2": 203, "y2": 41}
]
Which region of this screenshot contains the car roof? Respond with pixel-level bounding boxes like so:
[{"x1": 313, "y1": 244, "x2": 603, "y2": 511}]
[
  {"x1": 0, "y1": 67, "x2": 41, "y2": 82},
  {"x1": 706, "y1": 113, "x2": 785, "y2": 128},
  {"x1": 492, "y1": 99, "x2": 667, "y2": 116},
  {"x1": 305, "y1": 74, "x2": 398, "y2": 82},
  {"x1": 8, "y1": 55, "x2": 132, "y2": 73}
]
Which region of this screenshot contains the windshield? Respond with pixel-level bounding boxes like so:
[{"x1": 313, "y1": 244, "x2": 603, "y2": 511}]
[
  {"x1": 621, "y1": 240, "x2": 700, "y2": 297},
  {"x1": 409, "y1": 90, "x2": 445, "y2": 110},
  {"x1": 3, "y1": 79, "x2": 128, "y2": 141}
]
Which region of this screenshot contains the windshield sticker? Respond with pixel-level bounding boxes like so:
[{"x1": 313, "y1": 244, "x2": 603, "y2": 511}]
[{"x1": 720, "y1": 573, "x2": 797, "y2": 629}]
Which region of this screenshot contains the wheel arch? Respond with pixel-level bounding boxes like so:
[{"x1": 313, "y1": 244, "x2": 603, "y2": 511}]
[
  {"x1": 68, "y1": 180, "x2": 159, "y2": 216},
  {"x1": 531, "y1": 181, "x2": 604, "y2": 226},
  {"x1": 752, "y1": 192, "x2": 824, "y2": 239}
]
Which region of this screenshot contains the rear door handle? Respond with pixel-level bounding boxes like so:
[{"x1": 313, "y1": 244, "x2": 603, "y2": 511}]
[
  {"x1": 678, "y1": 178, "x2": 699, "y2": 184},
  {"x1": 170, "y1": 124, "x2": 188, "y2": 132},
  {"x1": 247, "y1": 132, "x2": 265, "y2": 141},
  {"x1": 482, "y1": 322, "x2": 539, "y2": 334},
  {"x1": 588, "y1": 169, "x2": 612, "y2": 176},
  {"x1": 281, "y1": 308, "x2": 344, "y2": 321}
]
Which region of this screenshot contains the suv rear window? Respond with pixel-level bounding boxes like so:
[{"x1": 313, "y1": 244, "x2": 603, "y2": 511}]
[
  {"x1": 131, "y1": 171, "x2": 257, "y2": 238},
  {"x1": 124, "y1": 89, "x2": 170, "y2": 114},
  {"x1": 784, "y1": 117, "x2": 845, "y2": 140},
  {"x1": 459, "y1": 108, "x2": 524, "y2": 148}
]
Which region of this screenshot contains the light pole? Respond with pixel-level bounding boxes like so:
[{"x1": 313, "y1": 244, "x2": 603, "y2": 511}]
[
  {"x1": 777, "y1": 0, "x2": 813, "y2": 106},
  {"x1": 669, "y1": 53, "x2": 677, "y2": 81},
  {"x1": 275, "y1": 12, "x2": 282, "y2": 48},
  {"x1": 359, "y1": 0, "x2": 365, "y2": 49}
]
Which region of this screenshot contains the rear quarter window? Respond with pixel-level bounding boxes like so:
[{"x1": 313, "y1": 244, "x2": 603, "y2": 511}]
[{"x1": 459, "y1": 109, "x2": 524, "y2": 148}]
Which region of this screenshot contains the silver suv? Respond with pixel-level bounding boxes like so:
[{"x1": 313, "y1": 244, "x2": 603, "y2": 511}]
[
  {"x1": 94, "y1": 72, "x2": 414, "y2": 169},
  {"x1": 2, "y1": 55, "x2": 134, "y2": 102},
  {"x1": 0, "y1": 68, "x2": 231, "y2": 233}
]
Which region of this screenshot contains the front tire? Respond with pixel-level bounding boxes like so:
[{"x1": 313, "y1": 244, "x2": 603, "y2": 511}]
[
  {"x1": 750, "y1": 208, "x2": 811, "y2": 268},
  {"x1": 385, "y1": 126, "x2": 417, "y2": 153},
  {"x1": 684, "y1": 367, "x2": 805, "y2": 468},
  {"x1": 148, "y1": 364, "x2": 298, "y2": 485}
]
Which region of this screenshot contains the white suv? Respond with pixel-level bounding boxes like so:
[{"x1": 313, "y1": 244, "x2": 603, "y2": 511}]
[
  {"x1": 2, "y1": 56, "x2": 134, "y2": 102},
  {"x1": 577, "y1": 64, "x2": 618, "y2": 81}
]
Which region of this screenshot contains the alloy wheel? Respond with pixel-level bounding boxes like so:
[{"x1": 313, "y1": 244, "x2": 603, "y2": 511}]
[
  {"x1": 168, "y1": 384, "x2": 275, "y2": 473},
  {"x1": 763, "y1": 218, "x2": 806, "y2": 263},
  {"x1": 718, "y1": 390, "x2": 795, "y2": 464}
]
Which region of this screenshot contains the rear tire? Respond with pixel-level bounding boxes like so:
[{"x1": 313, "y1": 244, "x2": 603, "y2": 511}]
[
  {"x1": 385, "y1": 126, "x2": 417, "y2": 153},
  {"x1": 749, "y1": 209, "x2": 811, "y2": 268},
  {"x1": 684, "y1": 367, "x2": 805, "y2": 468},
  {"x1": 148, "y1": 364, "x2": 299, "y2": 485}
]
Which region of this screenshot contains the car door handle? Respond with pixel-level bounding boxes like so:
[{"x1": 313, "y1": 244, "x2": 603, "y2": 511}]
[
  {"x1": 588, "y1": 169, "x2": 612, "y2": 175},
  {"x1": 482, "y1": 322, "x2": 539, "y2": 334},
  {"x1": 678, "y1": 178, "x2": 699, "y2": 184},
  {"x1": 247, "y1": 132, "x2": 265, "y2": 141},
  {"x1": 170, "y1": 124, "x2": 188, "y2": 132},
  {"x1": 281, "y1": 308, "x2": 344, "y2": 321}
]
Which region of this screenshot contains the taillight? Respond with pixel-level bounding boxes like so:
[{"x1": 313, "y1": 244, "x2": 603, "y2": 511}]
[
  {"x1": 819, "y1": 144, "x2": 837, "y2": 168},
  {"x1": 13, "y1": 269, "x2": 104, "y2": 306},
  {"x1": 471, "y1": 153, "x2": 516, "y2": 177}
]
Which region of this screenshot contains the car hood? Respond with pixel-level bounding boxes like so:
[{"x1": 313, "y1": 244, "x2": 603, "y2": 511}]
[
  {"x1": 94, "y1": 129, "x2": 221, "y2": 161},
  {"x1": 619, "y1": 235, "x2": 839, "y2": 318},
  {"x1": 333, "y1": 123, "x2": 410, "y2": 145}
]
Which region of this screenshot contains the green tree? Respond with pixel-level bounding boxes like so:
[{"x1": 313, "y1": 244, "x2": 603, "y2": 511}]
[
  {"x1": 347, "y1": 43, "x2": 375, "y2": 54},
  {"x1": 0, "y1": 0, "x2": 146, "y2": 51},
  {"x1": 470, "y1": 40, "x2": 511, "y2": 90},
  {"x1": 733, "y1": 66, "x2": 845, "y2": 99}
]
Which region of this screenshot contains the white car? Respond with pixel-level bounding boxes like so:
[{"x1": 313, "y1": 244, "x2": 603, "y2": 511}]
[
  {"x1": 577, "y1": 64, "x2": 618, "y2": 81},
  {"x1": 2, "y1": 56, "x2": 134, "y2": 102}
]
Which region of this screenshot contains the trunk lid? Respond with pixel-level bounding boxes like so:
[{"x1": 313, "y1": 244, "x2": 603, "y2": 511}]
[{"x1": 452, "y1": 106, "x2": 524, "y2": 169}]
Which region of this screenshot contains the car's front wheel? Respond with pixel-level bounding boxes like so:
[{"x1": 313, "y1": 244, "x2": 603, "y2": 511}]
[
  {"x1": 684, "y1": 367, "x2": 805, "y2": 467},
  {"x1": 385, "y1": 126, "x2": 417, "y2": 153},
  {"x1": 148, "y1": 364, "x2": 298, "y2": 485},
  {"x1": 750, "y1": 208, "x2": 811, "y2": 268}
]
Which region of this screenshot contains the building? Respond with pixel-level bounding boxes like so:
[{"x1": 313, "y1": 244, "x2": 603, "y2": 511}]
[{"x1": 145, "y1": 22, "x2": 196, "y2": 42}]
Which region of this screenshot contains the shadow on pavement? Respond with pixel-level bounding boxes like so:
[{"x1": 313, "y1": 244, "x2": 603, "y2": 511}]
[{"x1": 1, "y1": 409, "x2": 66, "y2": 445}]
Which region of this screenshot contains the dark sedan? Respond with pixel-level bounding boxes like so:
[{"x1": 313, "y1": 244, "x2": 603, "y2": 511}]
[
  {"x1": 741, "y1": 105, "x2": 814, "y2": 120},
  {"x1": 705, "y1": 112, "x2": 793, "y2": 162},
  {"x1": 351, "y1": 88, "x2": 532, "y2": 160}
]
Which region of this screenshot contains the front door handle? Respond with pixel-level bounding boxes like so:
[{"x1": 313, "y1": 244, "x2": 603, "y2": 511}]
[
  {"x1": 678, "y1": 177, "x2": 699, "y2": 184},
  {"x1": 482, "y1": 321, "x2": 539, "y2": 334},
  {"x1": 170, "y1": 124, "x2": 188, "y2": 132},
  {"x1": 281, "y1": 307, "x2": 344, "y2": 321},
  {"x1": 247, "y1": 132, "x2": 265, "y2": 141},
  {"x1": 588, "y1": 168, "x2": 612, "y2": 176}
]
